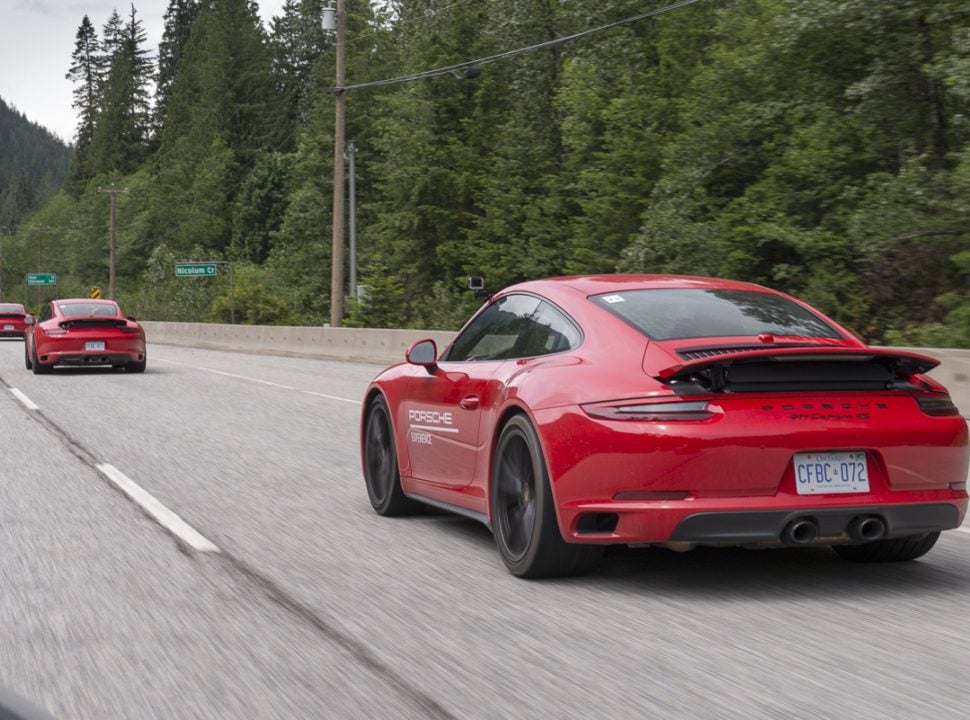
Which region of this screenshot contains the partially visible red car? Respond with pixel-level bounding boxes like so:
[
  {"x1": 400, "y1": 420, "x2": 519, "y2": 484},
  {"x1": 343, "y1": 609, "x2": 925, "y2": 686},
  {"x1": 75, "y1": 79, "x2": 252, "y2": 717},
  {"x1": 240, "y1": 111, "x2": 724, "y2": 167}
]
[
  {"x1": 0, "y1": 303, "x2": 29, "y2": 338},
  {"x1": 25, "y1": 299, "x2": 147, "y2": 374},
  {"x1": 361, "y1": 275, "x2": 968, "y2": 578}
]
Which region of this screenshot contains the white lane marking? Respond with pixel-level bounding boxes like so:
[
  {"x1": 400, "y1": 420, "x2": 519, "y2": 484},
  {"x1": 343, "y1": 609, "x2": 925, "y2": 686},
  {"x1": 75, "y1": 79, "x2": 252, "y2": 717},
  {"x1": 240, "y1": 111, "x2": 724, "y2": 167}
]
[
  {"x1": 10, "y1": 388, "x2": 39, "y2": 410},
  {"x1": 156, "y1": 358, "x2": 360, "y2": 405},
  {"x1": 96, "y1": 463, "x2": 220, "y2": 553}
]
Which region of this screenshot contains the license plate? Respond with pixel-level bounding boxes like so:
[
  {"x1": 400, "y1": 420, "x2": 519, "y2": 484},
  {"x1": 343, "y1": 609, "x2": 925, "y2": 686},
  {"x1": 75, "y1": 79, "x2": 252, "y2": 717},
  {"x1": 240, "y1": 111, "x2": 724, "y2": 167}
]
[
  {"x1": 84, "y1": 341, "x2": 106, "y2": 351},
  {"x1": 3, "y1": 324, "x2": 13, "y2": 330},
  {"x1": 794, "y1": 452, "x2": 869, "y2": 495}
]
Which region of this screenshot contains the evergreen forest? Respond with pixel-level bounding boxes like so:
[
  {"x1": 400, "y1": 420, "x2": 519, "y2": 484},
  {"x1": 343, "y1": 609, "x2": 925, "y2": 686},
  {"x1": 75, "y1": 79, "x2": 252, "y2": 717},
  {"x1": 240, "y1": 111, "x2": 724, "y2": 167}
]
[
  {"x1": 3, "y1": 0, "x2": 970, "y2": 347},
  {"x1": 0, "y1": 98, "x2": 71, "y2": 233}
]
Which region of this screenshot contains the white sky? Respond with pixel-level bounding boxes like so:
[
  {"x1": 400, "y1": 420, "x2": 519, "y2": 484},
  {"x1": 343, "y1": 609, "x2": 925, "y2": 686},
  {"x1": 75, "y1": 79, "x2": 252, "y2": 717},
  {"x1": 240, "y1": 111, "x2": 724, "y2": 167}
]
[{"x1": 0, "y1": 0, "x2": 286, "y2": 144}]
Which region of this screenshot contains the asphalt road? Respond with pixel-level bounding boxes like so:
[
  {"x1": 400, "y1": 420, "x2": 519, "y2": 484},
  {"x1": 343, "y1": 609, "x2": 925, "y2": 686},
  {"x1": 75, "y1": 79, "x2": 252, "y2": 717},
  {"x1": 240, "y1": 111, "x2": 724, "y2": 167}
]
[{"x1": 1, "y1": 338, "x2": 968, "y2": 720}]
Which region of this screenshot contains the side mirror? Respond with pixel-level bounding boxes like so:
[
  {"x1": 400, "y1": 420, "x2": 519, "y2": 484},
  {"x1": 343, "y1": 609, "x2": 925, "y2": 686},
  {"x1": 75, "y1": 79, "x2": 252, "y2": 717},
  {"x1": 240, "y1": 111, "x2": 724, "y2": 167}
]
[
  {"x1": 24, "y1": 316, "x2": 34, "y2": 326},
  {"x1": 127, "y1": 315, "x2": 137, "y2": 322},
  {"x1": 406, "y1": 339, "x2": 438, "y2": 373}
]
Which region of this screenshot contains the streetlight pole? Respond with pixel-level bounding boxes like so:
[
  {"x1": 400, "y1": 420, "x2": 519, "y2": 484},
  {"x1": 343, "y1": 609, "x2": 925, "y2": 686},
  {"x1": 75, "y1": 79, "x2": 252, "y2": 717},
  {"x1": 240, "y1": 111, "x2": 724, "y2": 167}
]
[
  {"x1": 0, "y1": 225, "x2": 8, "y2": 301},
  {"x1": 330, "y1": 0, "x2": 346, "y2": 327},
  {"x1": 98, "y1": 185, "x2": 129, "y2": 300},
  {"x1": 347, "y1": 140, "x2": 357, "y2": 301}
]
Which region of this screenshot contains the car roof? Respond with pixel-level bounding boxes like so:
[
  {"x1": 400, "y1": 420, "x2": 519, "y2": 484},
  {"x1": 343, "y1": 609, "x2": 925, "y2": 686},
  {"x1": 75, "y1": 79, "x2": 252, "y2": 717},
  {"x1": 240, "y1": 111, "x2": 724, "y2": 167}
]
[{"x1": 505, "y1": 274, "x2": 774, "y2": 296}]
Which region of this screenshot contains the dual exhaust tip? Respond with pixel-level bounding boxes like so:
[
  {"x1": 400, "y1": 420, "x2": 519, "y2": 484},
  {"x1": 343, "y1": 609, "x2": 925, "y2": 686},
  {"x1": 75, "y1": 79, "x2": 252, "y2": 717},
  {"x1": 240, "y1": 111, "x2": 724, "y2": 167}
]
[{"x1": 781, "y1": 515, "x2": 887, "y2": 546}]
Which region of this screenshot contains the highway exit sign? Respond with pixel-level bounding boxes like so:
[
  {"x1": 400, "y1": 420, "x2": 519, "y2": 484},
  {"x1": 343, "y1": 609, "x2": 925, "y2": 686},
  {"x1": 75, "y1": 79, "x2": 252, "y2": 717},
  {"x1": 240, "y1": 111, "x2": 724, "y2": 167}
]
[
  {"x1": 27, "y1": 273, "x2": 57, "y2": 285},
  {"x1": 175, "y1": 262, "x2": 218, "y2": 277}
]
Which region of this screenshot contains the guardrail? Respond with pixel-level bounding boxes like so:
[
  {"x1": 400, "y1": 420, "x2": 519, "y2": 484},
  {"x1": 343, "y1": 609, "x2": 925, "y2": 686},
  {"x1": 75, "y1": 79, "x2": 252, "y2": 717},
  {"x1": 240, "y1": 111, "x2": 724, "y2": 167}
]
[{"x1": 140, "y1": 322, "x2": 970, "y2": 417}]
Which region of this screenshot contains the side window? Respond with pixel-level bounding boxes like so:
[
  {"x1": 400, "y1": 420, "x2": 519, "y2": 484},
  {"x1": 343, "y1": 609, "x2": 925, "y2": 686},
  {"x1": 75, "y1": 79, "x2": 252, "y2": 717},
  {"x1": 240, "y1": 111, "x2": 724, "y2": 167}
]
[
  {"x1": 445, "y1": 295, "x2": 581, "y2": 362},
  {"x1": 39, "y1": 304, "x2": 53, "y2": 322},
  {"x1": 512, "y1": 301, "x2": 582, "y2": 358},
  {"x1": 446, "y1": 295, "x2": 541, "y2": 362}
]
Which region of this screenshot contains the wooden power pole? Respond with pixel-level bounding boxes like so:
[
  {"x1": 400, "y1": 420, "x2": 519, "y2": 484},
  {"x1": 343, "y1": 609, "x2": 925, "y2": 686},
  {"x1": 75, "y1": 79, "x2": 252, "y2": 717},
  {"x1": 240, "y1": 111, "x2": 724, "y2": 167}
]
[{"x1": 97, "y1": 185, "x2": 129, "y2": 299}]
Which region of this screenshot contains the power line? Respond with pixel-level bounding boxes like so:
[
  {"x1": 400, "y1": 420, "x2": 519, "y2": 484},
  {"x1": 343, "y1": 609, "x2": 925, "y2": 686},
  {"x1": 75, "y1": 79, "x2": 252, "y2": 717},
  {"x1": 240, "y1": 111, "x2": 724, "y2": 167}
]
[{"x1": 340, "y1": 0, "x2": 705, "y2": 91}]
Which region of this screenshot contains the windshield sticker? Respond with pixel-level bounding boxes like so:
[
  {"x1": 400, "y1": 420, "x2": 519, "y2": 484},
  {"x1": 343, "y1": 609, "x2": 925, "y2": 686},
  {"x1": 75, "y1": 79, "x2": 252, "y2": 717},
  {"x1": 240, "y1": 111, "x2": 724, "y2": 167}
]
[{"x1": 602, "y1": 295, "x2": 625, "y2": 304}]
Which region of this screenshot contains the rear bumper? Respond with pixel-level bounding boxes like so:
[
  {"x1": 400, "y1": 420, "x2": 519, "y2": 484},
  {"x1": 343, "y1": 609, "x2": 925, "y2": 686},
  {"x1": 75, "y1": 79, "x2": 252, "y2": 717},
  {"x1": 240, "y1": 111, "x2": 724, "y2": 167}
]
[
  {"x1": 43, "y1": 351, "x2": 142, "y2": 366},
  {"x1": 0, "y1": 331, "x2": 25, "y2": 337},
  {"x1": 668, "y1": 503, "x2": 959, "y2": 544}
]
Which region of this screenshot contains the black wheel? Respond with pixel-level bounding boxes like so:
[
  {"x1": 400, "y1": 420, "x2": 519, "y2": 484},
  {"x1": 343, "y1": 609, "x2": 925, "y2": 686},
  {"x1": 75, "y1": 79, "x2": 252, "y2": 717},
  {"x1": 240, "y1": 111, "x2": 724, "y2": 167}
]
[
  {"x1": 31, "y1": 341, "x2": 52, "y2": 374},
  {"x1": 125, "y1": 356, "x2": 147, "y2": 373},
  {"x1": 363, "y1": 396, "x2": 420, "y2": 516},
  {"x1": 491, "y1": 415, "x2": 602, "y2": 578},
  {"x1": 833, "y1": 532, "x2": 940, "y2": 563}
]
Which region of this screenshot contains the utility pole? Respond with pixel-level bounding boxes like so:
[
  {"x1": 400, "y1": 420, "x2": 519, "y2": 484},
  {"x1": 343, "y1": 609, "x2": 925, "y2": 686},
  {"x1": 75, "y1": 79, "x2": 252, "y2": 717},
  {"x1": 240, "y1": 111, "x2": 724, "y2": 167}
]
[
  {"x1": 98, "y1": 185, "x2": 129, "y2": 300},
  {"x1": 31, "y1": 225, "x2": 52, "y2": 268},
  {"x1": 330, "y1": 0, "x2": 346, "y2": 327},
  {"x1": 0, "y1": 225, "x2": 8, "y2": 301}
]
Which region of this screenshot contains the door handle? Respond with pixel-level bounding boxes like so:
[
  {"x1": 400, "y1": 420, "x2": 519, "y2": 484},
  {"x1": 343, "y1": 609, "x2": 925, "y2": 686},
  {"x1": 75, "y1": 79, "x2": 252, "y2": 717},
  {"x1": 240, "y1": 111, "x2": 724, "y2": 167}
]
[{"x1": 460, "y1": 395, "x2": 480, "y2": 410}]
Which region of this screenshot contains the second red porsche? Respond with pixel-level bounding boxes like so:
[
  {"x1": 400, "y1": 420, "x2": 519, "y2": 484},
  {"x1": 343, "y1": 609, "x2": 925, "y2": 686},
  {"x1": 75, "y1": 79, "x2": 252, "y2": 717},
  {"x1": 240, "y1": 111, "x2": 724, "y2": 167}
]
[
  {"x1": 0, "y1": 302, "x2": 30, "y2": 338},
  {"x1": 25, "y1": 299, "x2": 147, "y2": 374}
]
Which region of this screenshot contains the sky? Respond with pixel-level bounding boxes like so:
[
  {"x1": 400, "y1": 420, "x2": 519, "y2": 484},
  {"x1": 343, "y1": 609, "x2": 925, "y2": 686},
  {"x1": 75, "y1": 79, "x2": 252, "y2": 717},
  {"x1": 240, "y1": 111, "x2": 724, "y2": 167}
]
[{"x1": 0, "y1": 0, "x2": 286, "y2": 144}]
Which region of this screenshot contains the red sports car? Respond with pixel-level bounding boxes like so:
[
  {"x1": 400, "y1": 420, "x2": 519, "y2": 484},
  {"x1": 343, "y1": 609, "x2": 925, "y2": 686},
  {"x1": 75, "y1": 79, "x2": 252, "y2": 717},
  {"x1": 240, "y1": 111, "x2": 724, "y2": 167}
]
[
  {"x1": 361, "y1": 275, "x2": 968, "y2": 578},
  {"x1": 25, "y1": 299, "x2": 147, "y2": 374},
  {"x1": 0, "y1": 302, "x2": 30, "y2": 338}
]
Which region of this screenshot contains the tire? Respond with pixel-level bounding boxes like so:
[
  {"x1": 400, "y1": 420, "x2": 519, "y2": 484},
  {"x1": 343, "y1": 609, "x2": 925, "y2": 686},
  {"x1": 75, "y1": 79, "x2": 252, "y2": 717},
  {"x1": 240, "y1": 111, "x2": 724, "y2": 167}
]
[
  {"x1": 31, "y1": 341, "x2": 52, "y2": 374},
  {"x1": 363, "y1": 396, "x2": 421, "y2": 516},
  {"x1": 125, "y1": 356, "x2": 147, "y2": 373},
  {"x1": 491, "y1": 415, "x2": 603, "y2": 578},
  {"x1": 833, "y1": 532, "x2": 940, "y2": 563}
]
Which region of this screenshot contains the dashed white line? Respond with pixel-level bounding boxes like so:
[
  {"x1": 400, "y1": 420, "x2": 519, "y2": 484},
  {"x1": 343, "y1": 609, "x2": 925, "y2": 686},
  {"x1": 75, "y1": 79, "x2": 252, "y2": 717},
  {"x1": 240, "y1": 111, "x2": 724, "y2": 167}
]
[
  {"x1": 96, "y1": 463, "x2": 220, "y2": 553},
  {"x1": 10, "y1": 388, "x2": 39, "y2": 410},
  {"x1": 156, "y1": 358, "x2": 360, "y2": 405}
]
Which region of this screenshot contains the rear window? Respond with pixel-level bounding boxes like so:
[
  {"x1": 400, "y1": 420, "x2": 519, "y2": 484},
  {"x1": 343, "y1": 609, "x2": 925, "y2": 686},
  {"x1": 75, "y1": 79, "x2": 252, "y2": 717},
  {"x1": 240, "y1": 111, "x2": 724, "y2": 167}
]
[
  {"x1": 57, "y1": 303, "x2": 120, "y2": 318},
  {"x1": 590, "y1": 288, "x2": 842, "y2": 341},
  {"x1": 0, "y1": 304, "x2": 24, "y2": 313}
]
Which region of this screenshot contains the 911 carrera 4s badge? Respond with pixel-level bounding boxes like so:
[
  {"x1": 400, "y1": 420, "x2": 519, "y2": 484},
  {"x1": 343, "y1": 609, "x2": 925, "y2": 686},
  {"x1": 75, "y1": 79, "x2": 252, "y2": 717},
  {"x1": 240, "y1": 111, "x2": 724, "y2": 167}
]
[{"x1": 407, "y1": 408, "x2": 459, "y2": 446}]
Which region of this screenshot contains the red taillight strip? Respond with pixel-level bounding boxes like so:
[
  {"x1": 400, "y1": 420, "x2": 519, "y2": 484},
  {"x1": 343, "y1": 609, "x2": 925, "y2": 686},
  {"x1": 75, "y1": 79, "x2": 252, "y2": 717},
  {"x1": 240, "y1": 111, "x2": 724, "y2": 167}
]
[{"x1": 583, "y1": 400, "x2": 713, "y2": 421}]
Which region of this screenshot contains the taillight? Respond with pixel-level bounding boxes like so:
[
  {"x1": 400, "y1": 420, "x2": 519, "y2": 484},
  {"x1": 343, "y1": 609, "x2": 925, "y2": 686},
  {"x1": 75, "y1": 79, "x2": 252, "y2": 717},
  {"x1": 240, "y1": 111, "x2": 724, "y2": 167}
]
[
  {"x1": 42, "y1": 328, "x2": 68, "y2": 336},
  {"x1": 915, "y1": 395, "x2": 960, "y2": 417},
  {"x1": 583, "y1": 400, "x2": 714, "y2": 421},
  {"x1": 120, "y1": 326, "x2": 140, "y2": 334}
]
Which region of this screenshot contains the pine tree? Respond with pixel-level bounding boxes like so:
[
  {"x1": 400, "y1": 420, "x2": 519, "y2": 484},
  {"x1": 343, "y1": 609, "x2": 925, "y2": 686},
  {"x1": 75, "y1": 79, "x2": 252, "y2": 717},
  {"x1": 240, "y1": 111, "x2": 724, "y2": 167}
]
[
  {"x1": 156, "y1": 0, "x2": 200, "y2": 127},
  {"x1": 65, "y1": 15, "x2": 102, "y2": 184},
  {"x1": 269, "y1": 0, "x2": 329, "y2": 150},
  {"x1": 88, "y1": 4, "x2": 155, "y2": 175}
]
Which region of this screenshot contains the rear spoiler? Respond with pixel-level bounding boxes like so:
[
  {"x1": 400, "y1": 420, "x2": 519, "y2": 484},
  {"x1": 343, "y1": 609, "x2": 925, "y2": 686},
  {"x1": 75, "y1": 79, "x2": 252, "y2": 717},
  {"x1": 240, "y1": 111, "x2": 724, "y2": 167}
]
[{"x1": 657, "y1": 346, "x2": 939, "y2": 382}]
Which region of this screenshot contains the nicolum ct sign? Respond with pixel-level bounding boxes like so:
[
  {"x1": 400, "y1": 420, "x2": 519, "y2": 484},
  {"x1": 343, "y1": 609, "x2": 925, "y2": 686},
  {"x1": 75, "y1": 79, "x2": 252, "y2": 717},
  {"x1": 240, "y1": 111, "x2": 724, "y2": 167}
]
[{"x1": 175, "y1": 262, "x2": 218, "y2": 277}]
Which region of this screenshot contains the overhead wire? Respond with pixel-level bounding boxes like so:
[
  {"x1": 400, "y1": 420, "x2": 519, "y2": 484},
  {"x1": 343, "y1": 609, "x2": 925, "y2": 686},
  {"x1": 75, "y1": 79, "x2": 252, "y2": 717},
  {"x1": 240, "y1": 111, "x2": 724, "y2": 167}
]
[{"x1": 339, "y1": 0, "x2": 706, "y2": 91}]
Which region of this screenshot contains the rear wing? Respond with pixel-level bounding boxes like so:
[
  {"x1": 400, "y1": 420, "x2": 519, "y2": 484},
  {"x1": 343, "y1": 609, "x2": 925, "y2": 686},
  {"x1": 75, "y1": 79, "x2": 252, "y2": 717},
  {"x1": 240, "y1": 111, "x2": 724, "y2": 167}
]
[{"x1": 656, "y1": 347, "x2": 940, "y2": 393}]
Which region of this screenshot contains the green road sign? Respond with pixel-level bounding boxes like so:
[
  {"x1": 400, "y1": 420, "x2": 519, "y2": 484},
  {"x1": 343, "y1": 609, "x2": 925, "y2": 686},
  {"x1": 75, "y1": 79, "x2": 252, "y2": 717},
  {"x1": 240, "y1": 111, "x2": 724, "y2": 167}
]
[
  {"x1": 175, "y1": 262, "x2": 218, "y2": 277},
  {"x1": 26, "y1": 273, "x2": 57, "y2": 285}
]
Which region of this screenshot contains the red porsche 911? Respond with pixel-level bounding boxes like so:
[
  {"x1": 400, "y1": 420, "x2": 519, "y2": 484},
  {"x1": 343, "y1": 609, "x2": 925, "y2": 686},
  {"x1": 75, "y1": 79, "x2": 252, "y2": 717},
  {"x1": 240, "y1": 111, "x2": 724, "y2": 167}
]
[
  {"x1": 25, "y1": 298, "x2": 147, "y2": 374},
  {"x1": 361, "y1": 275, "x2": 968, "y2": 578},
  {"x1": 0, "y1": 302, "x2": 30, "y2": 338}
]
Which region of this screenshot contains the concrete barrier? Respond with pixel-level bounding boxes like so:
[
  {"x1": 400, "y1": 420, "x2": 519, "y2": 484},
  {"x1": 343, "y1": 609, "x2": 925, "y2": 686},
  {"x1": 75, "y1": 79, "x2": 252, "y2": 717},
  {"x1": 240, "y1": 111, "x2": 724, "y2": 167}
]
[
  {"x1": 140, "y1": 322, "x2": 970, "y2": 416},
  {"x1": 140, "y1": 321, "x2": 457, "y2": 366}
]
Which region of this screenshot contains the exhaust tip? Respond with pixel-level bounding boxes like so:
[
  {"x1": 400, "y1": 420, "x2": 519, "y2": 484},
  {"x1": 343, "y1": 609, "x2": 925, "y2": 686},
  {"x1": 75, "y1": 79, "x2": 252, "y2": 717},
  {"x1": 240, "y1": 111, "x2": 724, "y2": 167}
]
[
  {"x1": 847, "y1": 516, "x2": 886, "y2": 541},
  {"x1": 781, "y1": 518, "x2": 818, "y2": 545}
]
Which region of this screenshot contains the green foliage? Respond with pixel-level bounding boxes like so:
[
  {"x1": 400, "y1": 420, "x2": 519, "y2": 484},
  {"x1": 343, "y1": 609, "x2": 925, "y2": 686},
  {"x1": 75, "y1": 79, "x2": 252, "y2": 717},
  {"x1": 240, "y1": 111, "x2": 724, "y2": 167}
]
[{"x1": 6, "y1": 0, "x2": 970, "y2": 347}]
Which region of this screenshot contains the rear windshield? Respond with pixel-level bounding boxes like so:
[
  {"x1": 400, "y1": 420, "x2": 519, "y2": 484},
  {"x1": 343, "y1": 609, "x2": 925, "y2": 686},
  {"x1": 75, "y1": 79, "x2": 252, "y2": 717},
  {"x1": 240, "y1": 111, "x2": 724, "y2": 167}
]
[
  {"x1": 590, "y1": 288, "x2": 842, "y2": 341},
  {"x1": 0, "y1": 304, "x2": 23, "y2": 313},
  {"x1": 58, "y1": 303, "x2": 120, "y2": 318}
]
